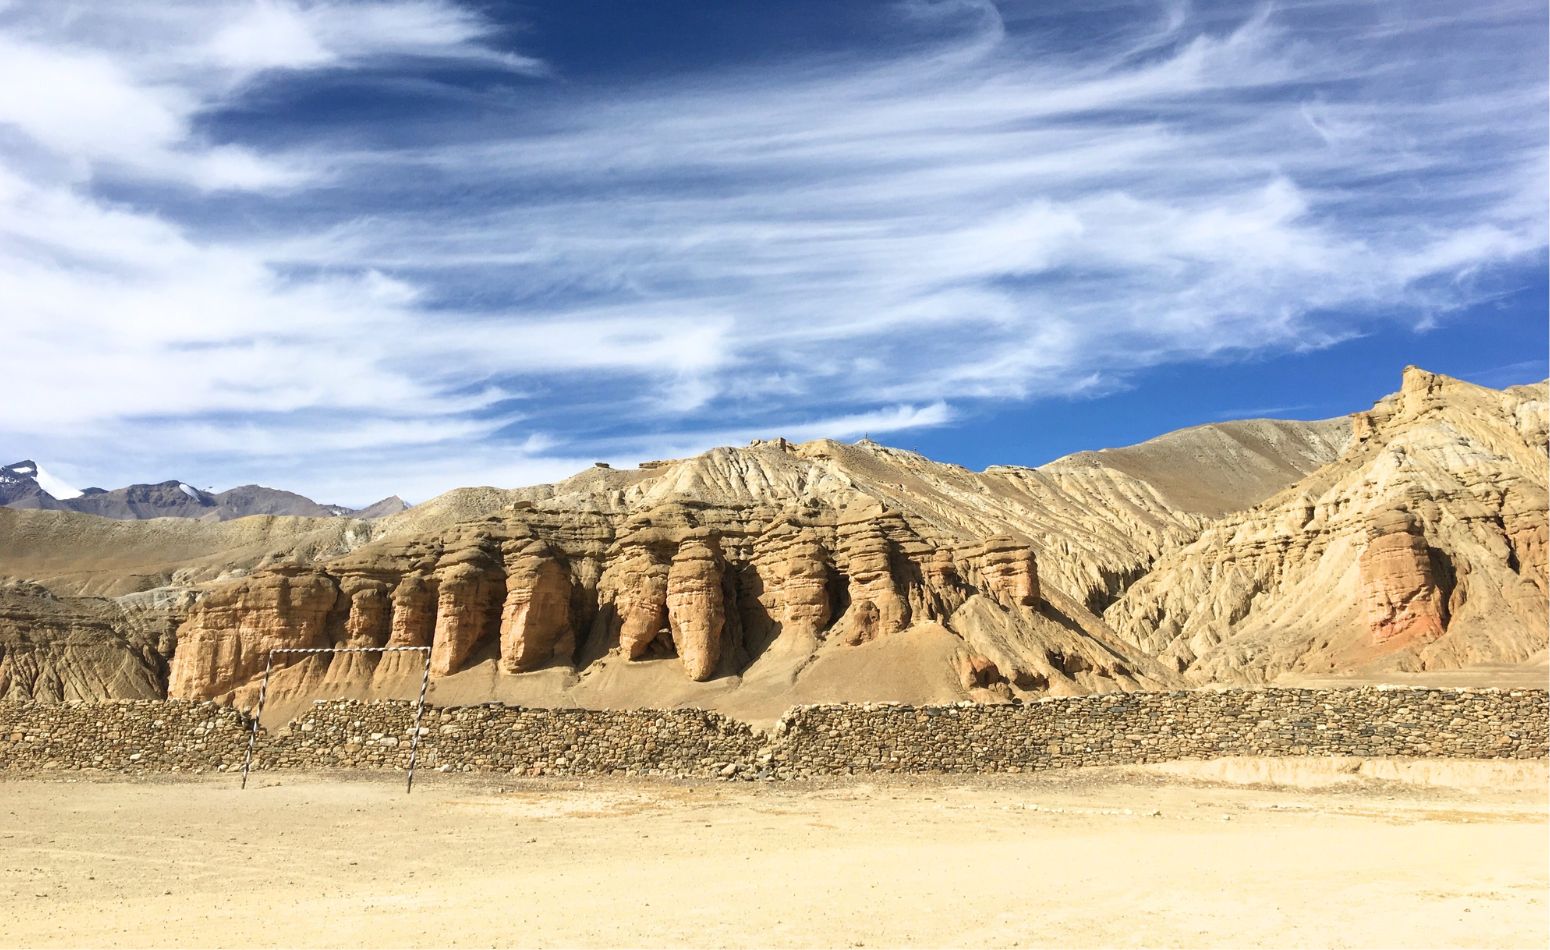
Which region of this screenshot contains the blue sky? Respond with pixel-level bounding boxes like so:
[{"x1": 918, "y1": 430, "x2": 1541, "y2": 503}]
[{"x1": 0, "y1": 0, "x2": 1545, "y2": 505}]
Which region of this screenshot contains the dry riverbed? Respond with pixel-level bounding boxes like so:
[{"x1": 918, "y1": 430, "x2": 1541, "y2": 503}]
[{"x1": 1, "y1": 758, "x2": 1544, "y2": 949}]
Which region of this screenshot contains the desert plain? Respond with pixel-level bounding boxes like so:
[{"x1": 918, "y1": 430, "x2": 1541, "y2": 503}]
[{"x1": 1, "y1": 759, "x2": 1545, "y2": 949}]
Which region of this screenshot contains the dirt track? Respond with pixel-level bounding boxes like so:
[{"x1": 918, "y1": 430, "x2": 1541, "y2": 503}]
[{"x1": 1, "y1": 760, "x2": 1545, "y2": 949}]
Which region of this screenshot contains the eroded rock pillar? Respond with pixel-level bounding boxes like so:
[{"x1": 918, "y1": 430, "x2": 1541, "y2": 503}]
[
  {"x1": 387, "y1": 574, "x2": 437, "y2": 648},
  {"x1": 973, "y1": 538, "x2": 1041, "y2": 609},
  {"x1": 429, "y1": 561, "x2": 499, "y2": 676},
  {"x1": 666, "y1": 536, "x2": 726, "y2": 681},
  {"x1": 605, "y1": 538, "x2": 671, "y2": 660},
  {"x1": 1359, "y1": 509, "x2": 1447, "y2": 646},
  {"x1": 758, "y1": 531, "x2": 833, "y2": 640},
  {"x1": 834, "y1": 521, "x2": 909, "y2": 644},
  {"x1": 499, "y1": 543, "x2": 572, "y2": 673}
]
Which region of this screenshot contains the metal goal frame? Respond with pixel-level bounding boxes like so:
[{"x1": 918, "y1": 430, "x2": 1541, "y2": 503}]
[{"x1": 239, "y1": 645, "x2": 432, "y2": 793}]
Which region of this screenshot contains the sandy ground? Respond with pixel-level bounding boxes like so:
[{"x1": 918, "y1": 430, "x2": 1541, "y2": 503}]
[{"x1": 1, "y1": 759, "x2": 1545, "y2": 949}]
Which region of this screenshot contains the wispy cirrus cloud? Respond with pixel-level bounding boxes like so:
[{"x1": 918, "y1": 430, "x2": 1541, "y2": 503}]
[
  {"x1": 0, "y1": 0, "x2": 1544, "y2": 503},
  {"x1": 0, "y1": 0, "x2": 538, "y2": 190}
]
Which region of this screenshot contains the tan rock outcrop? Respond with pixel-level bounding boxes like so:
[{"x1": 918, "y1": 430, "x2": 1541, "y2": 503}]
[
  {"x1": 1107, "y1": 368, "x2": 1548, "y2": 681},
  {"x1": 971, "y1": 538, "x2": 1040, "y2": 609},
  {"x1": 19, "y1": 365, "x2": 1539, "y2": 717},
  {"x1": 320, "y1": 573, "x2": 393, "y2": 686},
  {"x1": 429, "y1": 552, "x2": 500, "y2": 677},
  {"x1": 168, "y1": 567, "x2": 338, "y2": 701},
  {"x1": 498, "y1": 541, "x2": 572, "y2": 673},
  {"x1": 0, "y1": 582, "x2": 173, "y2": 702},
  {"x1": 142, "y1": 406, "x2": 1330, "y2": 706},
  {"x1": 1503, "y1": 489, "x2": 1548, "y2": 596},
  {"x1": 1359, "y1": 510, "x2": 1446, "y2": 646},
  {"x1": 753, "y1": 526, "x2": 833, "y2": 641},
  {"x1": 832, "y1": 517, "x2": 910, "y2": 645},
  {"x1": 601, "y1": 535, "x2": 671, "y2": 660},
  {"x1": 954, "y1": 652, "x2": 1006, "y2": 690},
  {"x1": 339, "y1": 576, "x2": 391, "y2": 647},
  {"x1": 387, "y1": 574, "x2": 437, "y2": 648},
  {"x1": 665, "y1": 536, "x2": 726, "y2": 680},
  {"x1": 395, "y1": 424, "x2": 1216, "y2": 619}
]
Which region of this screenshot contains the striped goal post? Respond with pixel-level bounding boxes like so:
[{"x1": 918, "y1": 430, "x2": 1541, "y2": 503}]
[{"x1": 239, "y1": 645, "x2": 433, "y2": 793}]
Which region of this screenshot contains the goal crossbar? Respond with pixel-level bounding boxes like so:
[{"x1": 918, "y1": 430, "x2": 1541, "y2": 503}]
[{"x1": 239, "y1": 645, "x2": 432, "y2": 793}]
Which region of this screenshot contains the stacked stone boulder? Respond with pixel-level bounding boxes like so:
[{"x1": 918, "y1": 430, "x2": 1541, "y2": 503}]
[{"x1": 1, "y1": 687, "x2": 1544, "y2": 777}]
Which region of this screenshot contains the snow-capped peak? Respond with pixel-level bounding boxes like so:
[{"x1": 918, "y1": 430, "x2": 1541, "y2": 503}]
[
  {"x1": 2, "y1": 460, "x2": 83, "y2": 499},
  {"x1": 34, "y1": 463, "x2": 83, "y2": 500},
  {"x1": 177, "y1": 483, "x2": 201, "y2": 500}
]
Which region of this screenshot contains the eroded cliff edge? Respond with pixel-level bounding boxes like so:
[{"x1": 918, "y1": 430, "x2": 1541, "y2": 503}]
[
  {"x1": 1106, "y1": 368, "x2": 1548, "y2": 682},
  {"x1": 166, "y1": 499, "x2": 1164, "y2": 721},
  {"x1": 3, "y1": 368, "x2": 1544, "y2": 719}
]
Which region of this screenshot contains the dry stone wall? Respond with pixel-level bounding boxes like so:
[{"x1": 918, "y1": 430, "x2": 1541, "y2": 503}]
[
  {"x1": 260, "y1": 703, "x2": 761, "y2": 777},
  {"x1": 0, "y1": 700, "x2": 253, "y2": 773},
  {"x1": 772, "y1": 687, "x2": 1546, "y2": 776},
  {"x1": 1, "y1": 687, "x2": 1544, "y2": 778}
]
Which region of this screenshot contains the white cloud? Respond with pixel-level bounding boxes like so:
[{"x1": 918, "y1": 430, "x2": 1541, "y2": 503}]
[
  {"x1": 205, "y1": 0, "x2": 544, "y2": 75},
  {"x1": 0, "y1": 0, "x2": 1543, "y2": 503},
  {"x1": 0, "y1": 0, "x2": 538, "y2": 191},
  {"x1": 208, "y1": 1, "x2": 339, "y2": 71}
]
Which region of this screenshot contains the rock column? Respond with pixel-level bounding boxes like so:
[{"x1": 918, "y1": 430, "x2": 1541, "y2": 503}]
[
  {"x1": 666, "y1": 537, "x2": 726, "y2": 681},
  {"x1": 429, "y1": 559, "x2": 499, "y2": 676},
  {"x1": 1359, "y1": 509, "x2": 1447, "y2": 646},
  {"x1": 499, "y1": 543, "x2": 572, "y2": 673},
  {"x1": 973, "y1": 538, "x2": 1041, "y2": 609}
]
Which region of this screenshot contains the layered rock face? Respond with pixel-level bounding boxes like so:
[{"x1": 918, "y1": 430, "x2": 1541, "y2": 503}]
[
  {"x1": 665, "y1": 536, "x2": 725, "y2": 680},
  {"x1": 165, "y1": 495, "x2": 1164, "y2": 712},
  {"x1": 498, "y1": 542, "x2": 572, "y2": 673},
  {"x1": 390, "y1": 433, "x2": 1216, "y2": 622},
  {"x1": 602, "y1": 535, "x2": 671, "y2": 661},
  {"x1": 168, "y1": 568, "x2": 338, "y2": 701},
  {"x1": 1359, "y1": 510, "x2": 1447, "y2": 646},
  {"x1": 1503, "y1": 488, "x2": 1548, "y2": 596},
  {"x1": 830, "y1": 518, "x2": 911, "y2": 646},
  {"x1": 971, "y1": 539, "x2": 1040, "y2": 610},
  {"x1": 1106, "y1": 368, "x2": 1548, "y2": 682},
  {"x1": 754, "y1": 529, "x2": 833, "y2": 641},
  {"x1": 340, "y1": 577, "x2": 391, "y2": 647},
  {"x1": 6, "y1": 367, "x2": 1543, "y2": 714},
  {"x1": 429, "y1": 557, "x2": 500, "y2": 677},
  {"x1": 0, "y1": 582, "x2": 177, "y2": 702},
  {"x1": 387, "y1": 574, "x2": 436, "y2": 648}
]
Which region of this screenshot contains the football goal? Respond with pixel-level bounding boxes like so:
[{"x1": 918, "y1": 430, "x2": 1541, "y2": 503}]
[{"x1": 239, "y1": 645, "x2": 432, "y2": 793}]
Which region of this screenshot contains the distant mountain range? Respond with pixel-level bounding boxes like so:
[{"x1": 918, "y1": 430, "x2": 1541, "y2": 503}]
[{"x1": 0, "y1": 460, "x2": 407, "y2": 522}]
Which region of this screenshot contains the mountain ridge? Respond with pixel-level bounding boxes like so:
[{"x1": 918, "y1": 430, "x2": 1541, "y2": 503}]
[
  {"x1": 0, "y1": 462, "x2": 408, "y2": 523},
  {"x1": 1, "y1": 367, "x2": 1543, "y2": 722}
]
